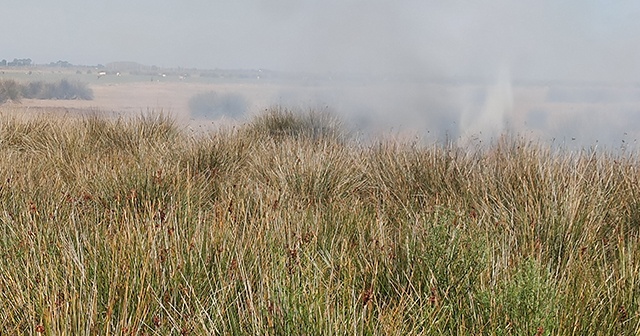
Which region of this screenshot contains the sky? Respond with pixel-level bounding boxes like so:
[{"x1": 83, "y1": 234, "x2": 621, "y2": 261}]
[{"x1": 3, "y1": 1, "x2": 640, "y2": 83}]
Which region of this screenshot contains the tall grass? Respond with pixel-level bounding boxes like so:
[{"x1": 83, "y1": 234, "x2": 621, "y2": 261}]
[{"x1": 0, "y1": 106, "x2": 638, "y2": 334}]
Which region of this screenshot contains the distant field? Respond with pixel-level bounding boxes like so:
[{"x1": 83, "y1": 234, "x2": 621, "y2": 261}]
[
  {"x1": 0, "y1": 67, "x2": 281, "y2": 121},
  {"x1": 3, "y1": 66, "x2": 640, "y2": 148}
]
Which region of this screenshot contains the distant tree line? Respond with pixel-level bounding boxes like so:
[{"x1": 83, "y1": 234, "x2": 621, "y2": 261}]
[
  {"x1": 0, "y1": 58, "x2": 32, "y2": 67},
  {"x1": 0, "y1": 59, "x2": 76, "y2": 67},
  {"x1": 0, "y1": 79, "x2": 93, "y2": 104},
  {"x1": 49, "y1": 60, "x2": 73, "y2": 67}
]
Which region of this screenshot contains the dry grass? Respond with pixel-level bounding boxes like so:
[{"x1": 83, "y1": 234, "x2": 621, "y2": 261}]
[{"x1": 0, "y1": 106, "x2": 639, "y2": 335}]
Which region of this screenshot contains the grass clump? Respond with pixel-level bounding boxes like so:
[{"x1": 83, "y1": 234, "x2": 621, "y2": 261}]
[
  {"x1": 246, "y1": 106, "x2": 345, "y2": 143},
  {"x1": 0, "y1": 107, "x2": 639, "y2": 334}
]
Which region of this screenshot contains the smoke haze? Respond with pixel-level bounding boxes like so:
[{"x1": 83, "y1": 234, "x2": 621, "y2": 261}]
[{"x1": 3, "y1": 1, "x2": 640, "y2": 147}]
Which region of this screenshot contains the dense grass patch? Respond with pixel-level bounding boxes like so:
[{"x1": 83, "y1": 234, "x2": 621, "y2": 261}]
[
  {"x1": 0, "y1": 108, "x2": 639, "y2": 334},
  {"x1": 245, "y1": 106, "x2": 346, "y2": 143}
]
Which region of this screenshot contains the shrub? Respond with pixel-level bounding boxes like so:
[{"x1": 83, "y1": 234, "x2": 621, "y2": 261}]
[
  {"x1": 18, "y1": 79, "x2": 93, "y2": 100},
  {"x1": 0, "y1": 79, "x2": 22, "y2": 104},
  {"x1": 21, "y1": 81, "x2": 44, "y2": 99},
  {"x1": 188, "y1": 91, "x2": 248, "y2": 119}
]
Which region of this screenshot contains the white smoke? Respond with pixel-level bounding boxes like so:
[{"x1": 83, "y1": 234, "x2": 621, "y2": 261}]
[{"x1": 459, "y1": 66, "x2": 513, "y2": 145}]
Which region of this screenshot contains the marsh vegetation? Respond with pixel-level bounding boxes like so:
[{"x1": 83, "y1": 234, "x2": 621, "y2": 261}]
[
  {"x1": 0, "y1": 106, "x2": 638, "y2": 334},
  {"x1": 0, "y1": 78, "x2": 93, "y2": 103}
]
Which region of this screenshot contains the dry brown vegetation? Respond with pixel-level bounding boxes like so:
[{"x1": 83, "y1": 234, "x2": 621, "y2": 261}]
[{"x1": 0, "y1": 106, "x2": 639, "y2": 334}]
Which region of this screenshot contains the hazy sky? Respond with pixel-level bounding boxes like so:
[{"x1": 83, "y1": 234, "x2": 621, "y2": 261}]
[{"x1": 3, "y1": 1, "x2": 640, "y2": 82}]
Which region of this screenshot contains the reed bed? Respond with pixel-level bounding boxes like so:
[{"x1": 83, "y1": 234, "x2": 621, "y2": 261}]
[{"x1": 0, "y1": 106, "x2": 638, "y2": 335}]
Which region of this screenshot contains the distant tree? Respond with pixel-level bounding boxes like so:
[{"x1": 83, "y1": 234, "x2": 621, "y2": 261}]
[
  {"x1": 50, "y1": 60, "x2": 72, "y2": 67},
  {"x1": 0, "y1": 59, "x2": 6, "y2": 66},
  {"x1": 7, "y1": 58, "x2": 32, "y2": 66}
]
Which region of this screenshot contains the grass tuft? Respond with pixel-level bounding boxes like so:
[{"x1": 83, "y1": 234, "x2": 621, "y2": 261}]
[{"x1": 245, "y1": 106, "x2": 346, "y2": 143}]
